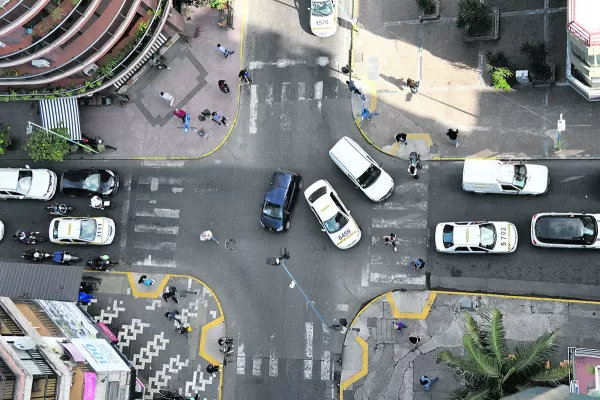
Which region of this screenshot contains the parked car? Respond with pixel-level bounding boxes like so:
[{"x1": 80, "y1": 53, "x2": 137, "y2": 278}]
[
  {"x1": 531, "y1": 212, "x2": 600, "y2": 249},
  {"x1": 309, "y1": 0, "x2": 337, "y2": 37},
  {"x1": 60, "y1": 169, "x2": 119, "y2": 197},
  {"x1": 462, "y1": 160, "x2": 549, "y2": 195},
  {"x1": 304, "y1": 180, "x2": 361, "y2": 249},
  {"x1": 435, "y1": 220, "x2": 518, "y2": 254},
  {"x1": 0, "y1": 166, "x2": 57, "y2": 200},
  {"x1": 50, "y1": 217, "x2": 115, "y2": 245},
  {"x1": 260, "y1": 170, "x2": 303, "y2": 232}
]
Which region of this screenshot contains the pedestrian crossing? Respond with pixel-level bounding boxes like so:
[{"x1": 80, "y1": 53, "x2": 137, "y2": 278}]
[
  {"x1": 361, "y1": 165, "x2": 431, "y2": 288},
  {"x1": 127, "y1": 164, "x2": 186, "y2": 269}
]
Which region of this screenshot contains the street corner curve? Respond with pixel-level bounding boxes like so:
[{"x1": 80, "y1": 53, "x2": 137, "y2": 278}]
[
  {"x1": 386, "y1": 291, "x2": 437, "y2": 320},
  {"x1": 353, "y1": 117, "x2": 396, "y2": 159}
]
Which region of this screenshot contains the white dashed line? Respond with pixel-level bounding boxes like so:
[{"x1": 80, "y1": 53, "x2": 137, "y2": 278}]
[{"x1": 304, "y1": 322, "x2": 313, "y2": 379}]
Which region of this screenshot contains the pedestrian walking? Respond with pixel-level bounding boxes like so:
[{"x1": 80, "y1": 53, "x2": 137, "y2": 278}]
[
  {"x1": 420, "y1": 375, "x2": 438, "y2": 391},
  {"x1": 152, "y1": 53, "x2": 170, "y2": 69},
  {"x1": 395, "y1": 321, "x2": 407, "y2": 331},
  {"x1": 218, "y1": 80, "x2": 230, "y2": 93},
  {"x1": 78, "y1": 291, "x2": 94, "y2": 304},
  {"x1": 206, "y1": 364, "x2": 219, "y2": 374},
  {"x1": 165, "y1": 310, "x2": 180, "y2": 322},
  {"x1": 383, "y1": 233, "x2": 397, "y2": 252},
  {"x1": 173, "y1": 109, "x2": 187, "y2": 124},
  {"x1": 411, "y1": 257, "x2": 425, "y2": 270},
  {"x1": 447, "y1": 128, "x2": 459, "y2": 147},
  {"x1": 346, "y1": 80, "x2": 366, "y2": 100},
  {"x1": 175, "y1": 326, "x2": 192, "y2": 337},
  {"x1": 211, "y1": 111, "x2": 228, "y2": 126},
  {"x1": 218, "y1": 337, "x2": 234, "y2": 346},
  {"x1": 395, "y1": 133, "x2": 408, "y2": 145},
  {"x1": 159, "y1": 91, "x2": 175, "y2": 107},
  {"x1": 409, "y1": 336, "x2": 421, "y2": 344},
  {"x1": 360, "y1": 107, "x2": 379, "y2": 123},
  {"x1": 216, "y1": 43, "x2": 234, "y2": 58},
  {"x1": 162, "y1": 288, "x2": 179, "y2": 303},
  {"x1": 407, "y1": 78, "x2": 419, "y2": 94},
  {"x1": 137, "y1": 275, "x2": 155, "y2": 286}
]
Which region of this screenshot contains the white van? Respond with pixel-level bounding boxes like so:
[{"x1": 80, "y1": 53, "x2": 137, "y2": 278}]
[
  {"x1": 329, "y1": 137, "x2": 394, "y2": 202},
  {"x1": 462, "y1": 160, "x2": 549, "y2": 195}
]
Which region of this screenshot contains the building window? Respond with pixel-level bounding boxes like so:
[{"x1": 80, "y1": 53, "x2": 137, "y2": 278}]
[{"x1": 572, "y1": 45, "x2": 588, "y2": 65}]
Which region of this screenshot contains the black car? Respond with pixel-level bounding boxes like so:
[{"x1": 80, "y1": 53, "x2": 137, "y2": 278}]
[
  {"x1": 60, "y1": 169, "x2": 119, "y2": 197},
  {"x1": 260, "y1": 170, "x2": 302, "y2": 231}
]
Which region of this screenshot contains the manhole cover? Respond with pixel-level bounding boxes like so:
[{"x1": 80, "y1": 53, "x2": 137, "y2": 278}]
[{"x1": 225, "y1": 239, "x2": 236, "y2": 250}]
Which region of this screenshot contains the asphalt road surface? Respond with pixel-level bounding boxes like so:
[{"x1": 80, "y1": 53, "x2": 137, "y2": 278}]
[{"x1": 427, "y1": 160, "x2": 600, "y2": 299}]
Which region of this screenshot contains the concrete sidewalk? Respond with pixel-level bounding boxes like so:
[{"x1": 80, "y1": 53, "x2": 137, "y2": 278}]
[
  {"x1": 85, "y1": 271, "x2": 227, "y2": 400},
  {"x1": 340, "y1": 290, "x2": 600, "y2": 400},
  {"x1": 349, "y1": 0, "x2": 600, "y2": 161},
  {"x1": 0, "y1": 2, "x2": 245, "y2": 160}
]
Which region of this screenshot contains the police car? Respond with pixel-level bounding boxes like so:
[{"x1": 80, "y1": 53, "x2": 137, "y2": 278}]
[
  {"x1": 435, "y1": 220, "x2": 517, "y2": 254},
  {"x1": 49, "y1": 217, "x2": 115, "y2": 245},
  {"x1": 309, "y1": 0, "x2": 337, "y2": 37},
  {"x1": 304, "y1": 180, "x2": 361, "y2": 249}
]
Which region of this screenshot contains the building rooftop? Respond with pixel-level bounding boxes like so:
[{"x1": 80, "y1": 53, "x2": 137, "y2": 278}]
[
  {"x1": 0, "y1": 262, "x2": 82, "y2": 301},
  {"x1": 569, "y1": 0, "x2": 600, "y2": 47}
]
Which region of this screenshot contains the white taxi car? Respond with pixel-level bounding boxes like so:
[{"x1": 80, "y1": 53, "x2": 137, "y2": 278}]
[
  {"x1": 435, "y1": 220, "x2": 517, "y2": 254},
  {"x1": 309, "y1": 0, "x2": 337, "y2": 37},
  {"x1": 304, "y1": 180, "x2": 361, "y2": 249},
  {"x1": 50, "y1": 217, "x2": 115, "y2": 245}
]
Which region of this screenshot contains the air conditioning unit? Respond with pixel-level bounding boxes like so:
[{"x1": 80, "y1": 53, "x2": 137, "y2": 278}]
[{"x1": 82, "y1": 62, "x2": 99, "y2": 76}]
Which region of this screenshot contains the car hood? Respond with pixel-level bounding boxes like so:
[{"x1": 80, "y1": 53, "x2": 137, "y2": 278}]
[
  {"x1": 260, "y1": 214, "x2": 283, "y2": 230},
  {"x1": 363, "y1": 170, "x2": 394, "y2": 201},
  {"x1": 434, "y1": 223, "x2": 446, "y2": 251},
  {"x1": 522, "y1": 165, "x2": 549, "y2": 195},
  {"x1": 491, "y1": 222, "x2": 518, "y2": 253},
  {"x1": 331, "y1": 220, "x2": 361, "y2": 249},
  {"x1": 29, "y1": 170, "x2": 54, "y2": 197},
  {"x1": 100, "y1": 218, "x2": 115, "y2": 244}
]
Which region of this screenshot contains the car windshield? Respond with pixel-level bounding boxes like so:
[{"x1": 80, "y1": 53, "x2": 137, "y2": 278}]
[
  {"x1": 311, "y1": 0, "x2": 333, "y2": 16},
  {"x1": 512, "y1": 164, "x2": 527, "y2": 190},
  {"x1": 536, "y1": 216, "x2": 597, "y2": 245},
  {"x1": 83, "y1": 172, "x2": 101, "y2": 191},
  {"x1": 479, "y1": 223, "x2": 497, "y2": 250},
  {"x1": 263, "y1": 201, "x2": 283, "y2": 219},
  {"x1": 16, "y1": 170, "x2": 33, "y2": 194},
  {"x1": 357, "y1": 165, "x2": 381, "y2": 188},
  {"x1": 80, "y1": 219, "x2": 97, "y2": 241},
  {"x1": 323, "y1": 212, "x2": 348, "y2": 233},
  {"x1": 442, "y1": 225, "x2": 454, "y2": 248}
]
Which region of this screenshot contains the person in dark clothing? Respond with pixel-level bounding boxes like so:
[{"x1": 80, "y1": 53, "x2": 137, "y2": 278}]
[
  {"x1": 218, "y1": 80, "x2": 230, "y2": 93},
  {"x1": 407, "y1": 78, "x2": 419, "y2": 93},
  {"x1": 395, "y1": 133, "x2": 408, "y2": 145},
  {"x1": 207, "y1": 363, "x2": 219, "y2": 373},
  {"x1": 447, "y1": 128, "x2": 459, "y2": 147},
  {"x1": 409, "y1": 336, "x2": 421, "y2": 344}
]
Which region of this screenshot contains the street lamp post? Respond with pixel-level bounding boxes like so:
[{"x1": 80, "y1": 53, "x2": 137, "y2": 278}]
[
  {"x1": 26, "y1": 121, "x2": 98, "y2": 154},
  {"x1": 267, "y1": 248, "x2": 358, "y2": 333}
]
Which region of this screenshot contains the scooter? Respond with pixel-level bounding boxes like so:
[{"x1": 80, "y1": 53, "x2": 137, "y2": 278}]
[
  {"x1": 78, "y1": 134, "x2": 117, "y2": 151},
  {"x1": 45, "y1": 203, "x2": 75, "y2": 216},
  {"x1": 22, "y1": 249, "x2": 52, "y2": 262},
  {"x1": 87, "y1": 256, "x2": 119, "y2": 270},
  {"x1": 408, "y1": 152, "x2": 422, "y2": 180},
  {"x1": 52, "y1": 251, "x2": 82, "y2": 265},
  {"x1": 90, "y1": 196, "x2": 115, "y2": 210},
  {"x1": 13, "y1": 231, "x2": 45, "y2": 244}
]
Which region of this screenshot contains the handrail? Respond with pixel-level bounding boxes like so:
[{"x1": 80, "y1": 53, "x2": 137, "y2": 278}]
[
  {"x1": 0, "y1": 0, "x2": 25, "y2": 24},
  {"x1": 0, "y1": 0, "x2": 132, "y2": 81},
  {"x1": 0, "y1": 0, "x2": 170, "y2": 98},
  {"x1": 0, "y1": 0, "x2": 87, "y2": 61}
]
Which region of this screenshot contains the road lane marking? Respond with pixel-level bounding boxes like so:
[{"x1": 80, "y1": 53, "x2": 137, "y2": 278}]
[
  {"x1": 372, "y1": 216, "x2": 427, "y2": 229},
  {"x1": 269, "y1": 334, "x2": 278, "y2": 377},
  {"x1": 135, "y1": 209, "x2": 180, "y2": 218},
  {"x1": 133, "y1": 241, "x2": 177, "y2": 251},
  {"x1": 335, "y1": 304, "x2": 349, "y2": 312},
  {"x1": 249, "y1": 84, "x2": 258, "y2": 134},
  {"x1": 370, "y1": 272, "x2": 426, "y2": 285},
  {"x1": 142, "y1": 160, "x2": 184, "y2": 167},
  {"x1": 132, "y1": 255, "x2": 176, "y2": 268},
  {"x1": 394, "y1": 182, "x2": 428, "y2": 192},
  {"x1": 237, "y1": 343, "x2": 246, "y2": 374},
  {"x1": 304, "y1": 322, "x2": 313, "y2": 379},
  {"x1": 373, "y1": 201, "x2": 428, "y2": 211},
  {"x1": 281, "y1": 82, "x2": 290, "y2": 102},
  {"x1": 265, "y1": 84, "x2": 273, "y2": 106},
  {"x1": 119, "y1": 174, "x2": 132, "y2": 259},
  {"x1": 321, "y1": 324, "x2": 331, "y2": 381},
  {"x1": 252, "y1": 356, "x2": 262, "y2": 376},
  {"x1": 138, "y1": 177, "x2": 183, "y2": 185},
  {"x1": 298, "y1": 82, "x2": 305, "y2": 100},
  {"x1": 134, "y1": 225, "x2": 179, "y2": 235},
  {"x1": 314, "y1": 81, "x2": 323, "y2": 112},
  {"x1": 370, "y1": 235, "x2": 427, "y2": 245}
]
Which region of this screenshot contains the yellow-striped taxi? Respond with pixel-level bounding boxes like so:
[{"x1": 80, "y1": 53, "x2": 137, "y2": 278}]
[{"x1": 435, "y1": 220, "x2": 517, "y2": 254}]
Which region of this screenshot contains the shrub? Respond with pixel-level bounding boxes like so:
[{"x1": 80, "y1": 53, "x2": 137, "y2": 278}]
[
  {"x1": 488, "y1": 67, "x2": 513, "y2": 91},
  {"x1": 0, "y1": 124, "x2": 12, "y2": 155},
  {"x1": 416, "y1": 0, "x2": 436, "y2": 14},
  {"x1": 24, "y1": 126, "x2": 71, "y2": 162},
  {"x1": 520, "y1": 41, "x2": 552, "y2": 81},
  {"x1": 457, "y1": 0, "x2": 492, "y2": 37}
]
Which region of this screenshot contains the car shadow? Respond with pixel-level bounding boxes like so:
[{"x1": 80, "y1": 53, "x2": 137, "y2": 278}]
[{"x1": 293, "y1": 0, "x2": 313, "y2": 35}]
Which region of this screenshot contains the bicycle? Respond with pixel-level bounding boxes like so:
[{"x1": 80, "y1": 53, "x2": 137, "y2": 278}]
[
  {"x1": 239, "y1": 69, "x2": 253, "y2": 94},
  {"x1": 158, "y1": 389, "x2": 187, "y2": 400}
]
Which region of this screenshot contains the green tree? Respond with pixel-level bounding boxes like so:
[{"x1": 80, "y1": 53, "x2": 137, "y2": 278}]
[
  {"x1": 24, "y1": 125, "x2": 72, "y2": 162},
  {"x1": 438, "y1": 308, "x2": 568, "y2": 400},
  {"x1": 0, "y1": 124, "x2": 12, "y2": 155}
]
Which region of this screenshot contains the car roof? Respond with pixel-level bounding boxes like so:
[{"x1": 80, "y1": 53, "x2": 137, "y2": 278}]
[
  {"x1": 450, "y1": 225, "x2": 480, "y2": 246},
  {"x1": 306, "y1": 181, "x2": 338, "y2": 220},
  {"x1": 0, "y1": 170, "x2": 19, "y2": 190},
  {"x1": 535, "y1": 216, "x2": 587, "y2": 239},
  {"x1": 56, "y1": 218, "x2": 82, "y2": 239},
  {"x1": 265, "y1": 171, "x2": 293, "y2": 203}
]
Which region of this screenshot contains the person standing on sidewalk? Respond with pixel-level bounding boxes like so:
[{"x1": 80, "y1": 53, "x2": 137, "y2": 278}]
[
  {"x1": 407, "y1": 78, "x2": 419, "y2": 94},
  {"x1": 175, "y1": 326, "x2": 192, "y2": 337},
  {"x1": 218, "y1": 80, "x2": 230, "y2": 93},
  {"x1": 160, "y1": 91, "x2": 175, "y2": 107},
  {"x1": 216, "y1": 43, "x2": 234, "y2": 58},
  {"x1": 409, "y1": 336, "x2": 421, "y2": 345},
  {"x1": 152, "y1": 54, "x2": 170, "y2": 69},
  {"x1": 137, "y1": 275, "x2": 155, "y2": 286},
  {"x1": 447, "y1": 128, "x2": 459, "y2": 147},
  {"x1": 420, "y1": 375, "x2": 438, "y2": 391},
  {"x1": 206, "y1": 364, "x2": 219, "y2": 374},
  {"x1": 165, "y1": 310, "x2": 180, "y2": 323},
  {"x1": 395, "y1": 133, "x2": 408, "y2": 145},
  {"x1": 395, "y1": 321, "x2": 407, "y2": 331},
  {"x1": 173, "y1": 109, "x2": 187, "y2": 124}
]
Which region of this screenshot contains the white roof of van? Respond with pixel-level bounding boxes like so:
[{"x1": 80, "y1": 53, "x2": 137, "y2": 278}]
[
  {"x1": 329, "y1": 137, "x2": 371, "y2": 178},
  {"x1": 462, "y1": 160, "x2": 500, "y2": 184},
  {"x1": 0, "y1": 170, "x2": 19, "y2": 190}
]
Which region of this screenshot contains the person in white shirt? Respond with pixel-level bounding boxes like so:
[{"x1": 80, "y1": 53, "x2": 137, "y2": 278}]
[{"x1": 159, "y1": 91, "x2": 174, "y2": 107}]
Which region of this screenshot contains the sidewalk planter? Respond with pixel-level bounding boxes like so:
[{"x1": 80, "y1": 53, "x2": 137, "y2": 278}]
[
  {"x1": 530, "y1": 62, "x2": 556, "y2": 86},
  {"x1": 463, "y1": 7, "x2": 499, "y2": 42},
  {"x1": 520, "y1": 41, "x2": 555, "y2": 86},
  {"x1": 418, "y1": 0, "x2": 440, "y2": 21}
]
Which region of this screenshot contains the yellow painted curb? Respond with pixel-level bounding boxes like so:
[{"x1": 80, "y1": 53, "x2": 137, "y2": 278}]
[
  {"x1": 407, "y1": 133, "x2": 433, "y2": 147},
  {"x1": 386, "y1": 292, "x2": 438, "y2": 319},
  {"x1": 339, "y1": 335, "x2": 368, "y2": 390},
  {"x1": 433, "y1": 290, "x2": 600, "y2": 305},
  {"x1": 126, "y1": 273, "x2": 170, "y2": 298},
  {"x1": 431, "y1": 156, "x2": 500, "y2": 161},
  {"x1": 200, "y1": 315, "x2": 225, "y2": 366}
]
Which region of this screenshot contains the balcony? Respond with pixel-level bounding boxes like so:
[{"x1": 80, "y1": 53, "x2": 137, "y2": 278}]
[
  {"x1": 0, "y1": 0, "x2": 170, "y2": 100},
  {"x1": 0, "y1": 0, "x2": 50, "y2": 36}
]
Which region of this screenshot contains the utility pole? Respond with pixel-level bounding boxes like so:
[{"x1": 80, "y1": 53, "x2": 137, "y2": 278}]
[
  {"x1": 267, "y1": 247, "x2": 358, "y2": 333},
  {"x1": 557, "y1": 113, "x2": 565, "y2": 150}
]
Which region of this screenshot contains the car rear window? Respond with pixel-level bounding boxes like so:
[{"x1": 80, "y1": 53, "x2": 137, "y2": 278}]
[
  {"x1": 443, "y1": 225, "x2": 454, "y2": 248},
  {"x1": 308, "y1": 186, "x2": 327, "y2": 203},
  {"x1": 357, "y1": 165, "x2": 381, "y2": 188},
  {"x1": 16, "y1": 170, "x2": 32, "y2": 195}
]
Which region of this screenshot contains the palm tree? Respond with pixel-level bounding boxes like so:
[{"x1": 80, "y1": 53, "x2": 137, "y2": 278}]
[{"x1": 438, "y1": 308, "x2": 569, "y2": 400}]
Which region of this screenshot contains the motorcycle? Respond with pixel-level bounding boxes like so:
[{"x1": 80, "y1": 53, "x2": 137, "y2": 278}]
[
  {"x1": 90, "y1": 196, "x2": 115, "y2": 210},
  {"x1": 408, "y1": 152, "x2": 422, "y2": 180},
  {"x1": 87, "y1": 256, "x2": 119, "y2": 270},
  {"x1": 52, "y1": 251, "x2": 81, "y2": 265},
  {"x1": 13, "y1": 231, "x2": 45, "y2": 244},
  {"x1": 78, "y1": 134, "x2": 117, "y2": 152},
  {"x1": 45, "y1": 203, "x2": 75, "y2": 216},
  {"x1": 22, "y1": 249, "x2": 52, "y2": 262}
]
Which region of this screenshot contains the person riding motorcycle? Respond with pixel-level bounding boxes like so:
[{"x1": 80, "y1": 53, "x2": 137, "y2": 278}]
[
  {"x1": 408, "y1": 152, "x2": 421, "y2": 179},
  {"x1": 90, "y1": 195, "x2": 103, "y2": 210},
  {"x1": 53, "y1": 252, "x2": 64, "y2": 263}
]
